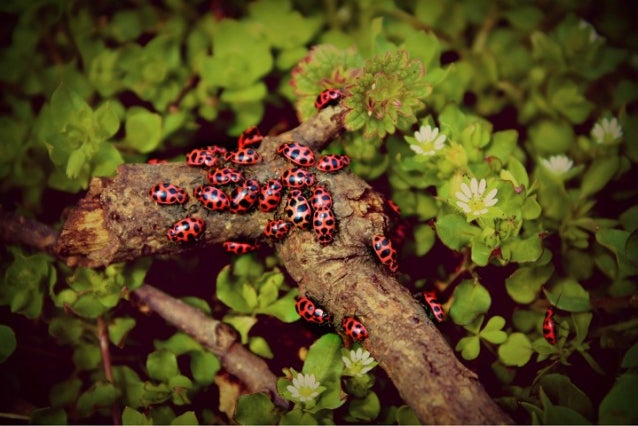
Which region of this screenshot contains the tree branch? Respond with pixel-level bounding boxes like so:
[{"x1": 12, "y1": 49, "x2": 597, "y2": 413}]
[
  {"x1": 133, "y1": 284, "x2": 289, "y2": 409},
  {"x1": 47, "y1": 106, "x2": 511, "y2": 423}
]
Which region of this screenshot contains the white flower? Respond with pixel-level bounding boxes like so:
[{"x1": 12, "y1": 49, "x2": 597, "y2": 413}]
[
  {"x1": 410, "y1": 125, "x2": 447, "y2": 156},
  {"x1": 455, "y1": 178, "x2": 498, "y2": 217},
  {"x1": 578, "y1": 20, "x2": 602, "y2": 43},
  {"x1": 286, "y1": 373, "x2": 323, "y2": 403},
  {"x1": 540, "y1": 155, "x2": 574, "y2": 175},
  {"x1": 342, "y1": 348, "x2": 377, "y2": 377},
  {"x1": 591, "y1": 117, "x2": 623, "y2": 145}
]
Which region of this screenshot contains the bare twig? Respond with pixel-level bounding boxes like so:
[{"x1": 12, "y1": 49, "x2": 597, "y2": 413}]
[{"x1": 133, "y1": 284, "x2": 288, "y2": 408}]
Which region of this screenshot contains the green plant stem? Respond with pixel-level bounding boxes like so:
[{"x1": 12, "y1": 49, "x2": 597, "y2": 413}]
[{"x1": 97, "y1": 316, "x2": 121, "y2": 426}]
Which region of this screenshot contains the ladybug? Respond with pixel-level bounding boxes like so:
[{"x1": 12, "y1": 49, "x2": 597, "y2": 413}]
[
  {"x1": 295, "y1": 296, "x2": 333, "y2": 325},
  {"x1": 208, "y1": 167, "x2": 244, "y2": 186},
  {"x1": 263, "y1": 219, "x2": 291, "y2": 241},
  {"x1": 310, "y1": 185, "x2": 333, "y2": 210},
  {"x1": 419, "y1": 291, "x2": 445, "y2": 323},
  {"x1": 149, "y1": 183, "x2": 189, "y2": 205},
  {"x1": 193, "y1": 185, "x2": 229, "y2": 212},
  {"x1": 258, "y1": 178, "x2": 284, "y2": 212},
  {"x1": 229, "y1": 179, "x2": 260, "y2": 214},
  {"x1": 542, "y1": 305, "x2": 558, "y2": 345},
  {"x1": 206, "y1": 145, "x2": 228, "y2": 157},
  {"x1": 225, "y1": 147, "x2": 261, "y2": 165},
  {"x1": 284, "y1": 190, "x2": 313, "y2": 230},
  {"x1": 186, "y1": 148, "x2": 218, "y2": 168},
  {"x1": 342, "y1": 316, "x2": 368, "y2": 341},
  {"x1": 167, "y1": 217, "x2": 206, "y2": 243},
  {"x1": 223, "y1": 241, "x2": 259, "y2": 254},
  {"x1": 372, "y1": 234, "x2": 398, "y2": 272},
  {"x1": 277, "y1": 142, "x2": 316, "y2": 167},
  {"x1": 315, "y1": 88, "x2": 343, "y2": 110},
  {"x1": 316, "y1": 154, "x2": 350, "y2": 173},
  {"x1": 282, "y1": 167, "x2": 315, "y2": 188},
  {"x1": 237, "y1": 126, "x2": 263, "y2": 149},
  {"x1": 147, "y1": 158, "x2": 168, "y2": 164},
  {"x1": 313, "y1": 207, "x2": 336, "y2": 245}
]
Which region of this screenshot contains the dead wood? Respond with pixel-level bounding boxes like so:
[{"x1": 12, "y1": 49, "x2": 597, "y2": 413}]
[{"x1": 51, "y1": 106, "x2": 513, "y2": 424}]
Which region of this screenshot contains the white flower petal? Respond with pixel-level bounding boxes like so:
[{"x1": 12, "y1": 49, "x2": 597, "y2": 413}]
[
  {"x1": 483, "y1": 189, "x2": 498, "y2": 206},
  {"x1": 470, "y1": 178, "x2": 479, "y2": 195},
  {"x1": 456, "y1": 201, "x2": 471, "y2": 213},
  {"x1": 460, "y1": 183, "x2": 472, "y2": 199},
  {"x1": 455, "y1": 191, "x2": 470, "y2": 203}
]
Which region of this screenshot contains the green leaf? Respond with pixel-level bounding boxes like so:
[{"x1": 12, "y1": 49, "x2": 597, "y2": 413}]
[
  {"x1": 396, "y1": 405, "x2": 420, "y2": 425},
  {"x1": 190, "y1": 351, "x2": 220, "y2": 386},
  {"x1": 124, "y1": 107, "x2": 162, "y2": 154},
  {"x1": 48, "y1": 317, "x2": 83, "y2": 346},
  {"x1": 94, "y1": 100, "x2": 121, "y2": 139},
  {"x1": 528, "y1": 119, "x2": 574, "y2": 155},
  {"x1": 348, "y1": 391, "x2": 380, "y2": 421},
  {"x1": 303, "y1": 333, "x2": 343, "y2": 385},
  {"x1": 147, "y1": 350, "x2": 179, "y2": 382},
  {"x1": 413, "y1": 224, "x2": 436, "y2": 256},
  {"x1": 302, "y1": 333, "x2": 345, "y2": 411},
  {"x1": 455, "y1": 335, "x2": 481, "y2": 360},
  {"x1": 49, "y1": 377, "x2": 82, "y2": 408},
  {"x1": 216, "y1": 266, "x2": 255, "y2": 314},
  {"x1": 580, "y1": 155, "x2": 620, "y2": 198},
  {"x1": 0, "y1": 325, "x2": 17, "y2": 363},
  {"x1": 256, "y1": 289, "x2": 299, "y2": 323},
  {"x1": 546, "y1": 279, "x2": 590, "y2": 312},
  {"x1": 480, "y1": 316, "x2": 508, "y2": 344},
  {"x1": 622, "y1": 342, "x2": 638, "y2": 369},
  {"x1": 449, "y1": 280, "x2": 491, "y2": 326},
  {"x1": 171, "y1": 411, "x2": 198, "y2": 425},
  {"x1": 235, "y1": 393, "x2": 278, "y2": 424},
  {"x1": 168, "y1": 375, "x2": 193, "y2": 406},
  {"x1": 122, "y1": 406, "x2": 153, "y2": 425},
  {"x1": 223, "y1": 315, "x2": 257, "y2": 344},
  {"x1": 498, "y1": 332, "x2": 533, "y2": 367},
  {"x1": 505, "y1": 264, "x2": 554, "y2": 304},
  {"x1": 548, "y1": 78, "x2": 594, "y2": 124},
  {"x1": 108, "y1": 317, "x2": 136, "y2": 347},
  {"x1": 154, "y1": 332, "x2": 203, "y2": 355},
  {"x1": 249, "y1": 336, "x2": 274, "y2": 359},
  {"x1": 76, "y1": 382, "x2": 121, "y2": 418},
  {"x1": 436, "y1": 214, "x2": 480, "y2": 251},
  {"x1": 29, "y1": 407, "x2": 67, "y2": 425},
  {"x1": 539, "y1": 374, "x2": 593, "y2": 421},
  {"x1": 73, "y1": 343, "x2": 102, "y2": 371}
]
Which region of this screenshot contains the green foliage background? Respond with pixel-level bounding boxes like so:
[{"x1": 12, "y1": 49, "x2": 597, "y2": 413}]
[{"x1": 1, "y1": 0, "x2": 637, "y2": 424}]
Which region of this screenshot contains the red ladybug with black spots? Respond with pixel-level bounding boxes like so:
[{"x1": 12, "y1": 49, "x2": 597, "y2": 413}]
[
  {"x1": 229, "y1": 179, "x2": 260, "y2": 214},
  {"x1": 167, "y1": 217, "x2": 206, "y2": 243},
  {"x1": 237, "y1": 126, "x2": 263, "y2": 149},
  {"x1": 149, "y1": 183, "x2": 189, "y2": 205},
  {"x1": 282, "y1": 167, "x2": 315, "y2": 188},
  {"x1": 263, "y1": 219, "x2": 291, "y2": 241},
  {"x1": 295, "y1": 296, "x2": 333, "y2": 325},
  {"x1": 315, "y1": 88, "x2": 343, "y2": 110},
  {"x1": 193, "y1": 185, "x2": 229, "y2": 212},
  {"x1": 258, "y1": 178, "x2": 284, "y2": 212},
  {"x1": 372, "y1": 234, "x2": 398, "y2": 272},
  {"x1": 223, "y1": 241, "x2": 259, "y2": 254},
  {"x1": 316, "y1": 154, "x2": 350, "y2": 173},
  {"x1": 342, "y1": 316, "x2": 368, "y2": 341},
  {"x1": 277, "y1": 142, "x2": 316, "y2": 167},
  {"x1": 284, "y1": 190, "x2": 313, "y2": 230}
]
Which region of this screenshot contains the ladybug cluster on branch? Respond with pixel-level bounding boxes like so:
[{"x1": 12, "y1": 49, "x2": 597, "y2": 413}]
[{"x1": 147, "y1": 88, "x2": 409, "y2": 343}]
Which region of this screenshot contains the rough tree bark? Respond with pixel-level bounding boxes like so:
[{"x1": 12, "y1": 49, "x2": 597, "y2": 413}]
[{"x1": 53, "y1": 106, "x2": 513, "y2": 424}]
